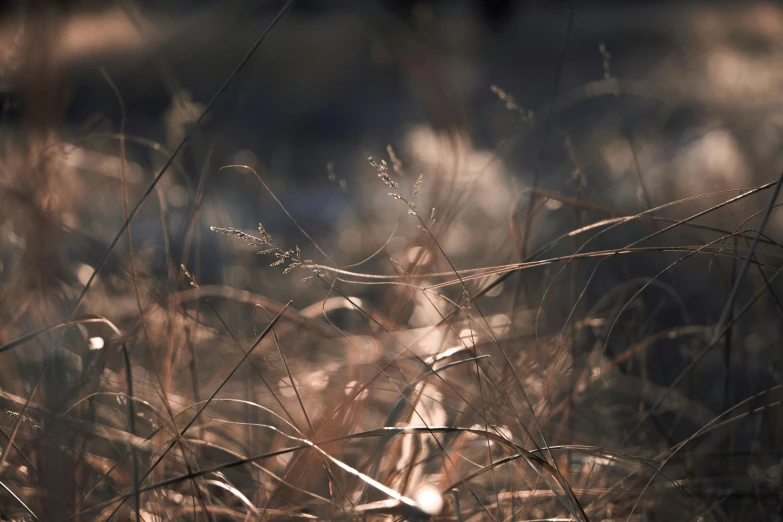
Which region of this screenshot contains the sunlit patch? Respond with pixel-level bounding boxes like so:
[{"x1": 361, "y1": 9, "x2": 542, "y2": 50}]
[
  {"x1": 458, "y1": 328, "x2": 476, "y2": 348},
  {"x1": 165, "y1": 491, "x2": 183, "y2": 504},
  {"x1": 674, "y1": 129, "x2": 749, "y2": 195},
  {"x1": 339, "y1": 296, "x2": 364, "y2": 311},
  {"x1": 58, "y1": 8, "x2": 152, "y2": 61},
  {"x1": 62, "y1": 145, "x2": 144, "y2": 183},
  {"x1": 5, "y1": 230, "x2": 25, "y2": 248},
  {"x1": 700, "y1": 40, "x2": 783, "y2": 104},
  {"x1": 88, "y1": 337, "x2": 104, "y2": 350},
  {"x1": 139, "y1": 510, "x2": 163, "y2": 522},
  {"x1": 707, "y1": 46, "x2": 743, "y2": 92},
  {"x1": 402, "y1": 125, "x2": 512, "y2": 221},
  {"x1": 405, "y1": 245, "x2": 431, "y2": 265},
  {"x1": 544, "y1": 198, "x2": 563, "y2": 211},
  {"x1": 487, "y1": 313, "x2": 510, "y2": 330},
  {"x1": 344, "y1": 380, "x2": 369, "y2": 401},
  {"x1": 62, "y1": 212, "x2": 78, "y2": 229},
  {"x1": 76, "y1": 263, "x2": 94, "y2": 286},
  {"x1": 413, "y1": 484, "x2": 443, "y2": 516},
  {"x1": 309, "y1": 370, "x2": 329, "y2": 392},
  {"x1": 495, "y1": 424, "x2": 512, "y2": 441}
]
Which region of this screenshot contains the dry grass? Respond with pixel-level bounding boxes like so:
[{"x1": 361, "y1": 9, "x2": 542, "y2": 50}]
[{"x1": 1, "y1": 2, "x2": 783, "y2": 521}]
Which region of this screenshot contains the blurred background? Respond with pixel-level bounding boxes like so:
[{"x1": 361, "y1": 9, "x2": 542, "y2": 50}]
[
  {"x1": 2, "y1": 0, "x2": 783, "y2": 520},
  {"x1": 5, "y1": 0, "x2": 783, "y2": 293}
]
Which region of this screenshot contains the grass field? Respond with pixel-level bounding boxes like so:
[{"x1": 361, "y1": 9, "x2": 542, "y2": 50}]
[{"x1": 1, "y1": 1, "x2": 783, "y2": 520}]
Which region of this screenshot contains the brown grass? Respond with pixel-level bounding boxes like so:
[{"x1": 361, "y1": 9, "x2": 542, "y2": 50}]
[{"x1": 1, "y1": 2, "x2": 783, "y2": 521}]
